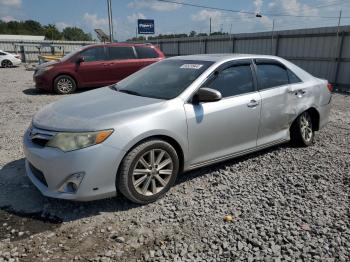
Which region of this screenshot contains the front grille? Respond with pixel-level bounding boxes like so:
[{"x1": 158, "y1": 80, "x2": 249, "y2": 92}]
[
  {"x1": 29, "y1": 126, "x2": 56, "y2": 147},
  {"x1": 29, "y1": 162, "x2": 48, "y2": 187}
]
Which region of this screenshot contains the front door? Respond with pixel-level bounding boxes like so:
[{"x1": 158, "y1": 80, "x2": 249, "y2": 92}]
[
  {"x1": 75, "y1": 46, "x2": 110, "y2": 87},
  {"x1": 184, "y1": 61, "x2": 261, "y2": 167}
]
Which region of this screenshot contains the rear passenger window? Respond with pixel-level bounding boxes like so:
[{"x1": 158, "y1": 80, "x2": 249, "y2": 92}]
[
  {"x1": 108, "y1": 47, "x2": 136, "y2": 60},
  {"x1": 288, "y1": 69, "x2": 302, "y2": 84},
  {"x1": 0, "y1": 52, "x2": 6, "y2": 55},
  {"x1": 135, "y1": 46, "x2": 159, "y2": 58},
  {"x1": 206, "y1": 65, "x2": 254, "y2": 98},
  {"x1": 256, "y1": 64, "x2": 289, "y2": 90}
]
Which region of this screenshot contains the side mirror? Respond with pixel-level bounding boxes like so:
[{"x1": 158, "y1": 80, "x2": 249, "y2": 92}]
[
  {"x1": 193, "y1": 87, "x2": 222, "y2": 103},
  {"x1": 76, "y1": 56, "x2": 85, "y2": 64}
]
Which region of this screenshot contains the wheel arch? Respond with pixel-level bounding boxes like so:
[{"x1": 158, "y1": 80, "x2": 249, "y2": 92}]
[
  {"x1": 116, "y1": 134, "x2": 185, "y2": 176},
  {"x1": 290, "y1": 106, "x2": 320, "y2": 131},
  {"x1": 53, "y1": 73, "x2": 78, "y2": 89}
]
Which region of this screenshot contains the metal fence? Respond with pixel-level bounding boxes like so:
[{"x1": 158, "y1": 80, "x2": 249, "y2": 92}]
[
  {"x1": 0, "y1": 26, "x2": 349, "y2": 91},
  {"x1": 0, "y1": 39, "x2": 96, "y2": 63},
  {"x1": 147, "y1": 26, "x2": 350, "y2": 91}
]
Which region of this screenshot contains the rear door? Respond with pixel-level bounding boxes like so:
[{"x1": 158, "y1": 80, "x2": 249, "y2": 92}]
[
  {"x1": 106, "y1": 46, "x2": 139, "y2": 84},
  {"x1": 75, "y1": 46, "x2": 110, "y2": 87},
  {"x1": 134, "y1": 45, "x2": 162, "y2": 67},
  {"x1": 185, "y1": 60, "x2": 261, "y2": 166},
  {"x1": 254, "y1": 59, "x2": 292, "y2": 146}
]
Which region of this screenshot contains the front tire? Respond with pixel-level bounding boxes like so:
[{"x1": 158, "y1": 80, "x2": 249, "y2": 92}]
[
  {"x1": 53, "y1": 75, "x2": 76, "y2": 94},
  {"x1": 117, "y1": 140, "x2": 179, "y2": 204},
  {"x1": 290, "y1": 111, "x2": 314, "y2": 146},
  {"x1": 1, "y1": 60, "x2": 13, "y2": 68}
]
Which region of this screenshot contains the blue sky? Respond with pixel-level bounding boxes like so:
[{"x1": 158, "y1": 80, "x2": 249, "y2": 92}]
[{"x1": 0, "y1": 0, "x2": 349, "y2": 40}]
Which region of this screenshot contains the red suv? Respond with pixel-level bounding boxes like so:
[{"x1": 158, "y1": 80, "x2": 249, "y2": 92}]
[{"x1": 33, "y1": 43, "x2": 165, "y2": 94}]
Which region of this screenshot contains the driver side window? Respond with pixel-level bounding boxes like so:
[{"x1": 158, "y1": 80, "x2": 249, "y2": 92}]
[
  {"x1": 206, "y1": 64, "x2": 255, "y2": 98},
  {"x1": 80, "y1": 47, "x2": 106, "y2": 62}
]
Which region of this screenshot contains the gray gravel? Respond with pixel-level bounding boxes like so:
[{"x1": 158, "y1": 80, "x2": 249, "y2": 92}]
[{"x1": 0, "y1": 66, "x2": 349, "y2": 261}]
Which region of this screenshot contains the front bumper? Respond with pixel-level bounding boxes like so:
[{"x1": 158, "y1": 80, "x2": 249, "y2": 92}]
[
  {"x1": 33, "y1": 73, "x2": 52, "y2": 91},
  {"x1": 23, "y1": 129, "x2": 125, "y2": 201}
]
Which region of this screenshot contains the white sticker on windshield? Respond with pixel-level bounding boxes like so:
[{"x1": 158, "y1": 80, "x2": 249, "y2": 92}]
[{"x1": 180, "y1": 64, "x2": 203, "y2": 69}]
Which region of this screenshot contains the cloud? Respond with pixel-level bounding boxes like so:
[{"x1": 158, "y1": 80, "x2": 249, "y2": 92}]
[
  {"x1": 128, "y1": 0, "x2": 182, "y2": 12},
  {"x1": 191, "y1": 9, "x2": 224, "y2": 31},
  {"x1": 56, "y1": 22, "x2": 71, "y2": 31},
  {"x1": 254, "y1": 0, "x2": 263, "y2": 13},
  {"x1": 1, "y1": 15, "x2": 17, "y2": 22},
  {"x1": 268, "y1": 0, "x2": 318, "y2": 17},
  {"x1": 83, "y1": 13, "x2": 109, "y2": 29},
  {"x1": 127, "y1": 12, "x2": 146, "y2": 23},
  {"x1": 0, "y1": 0, "x2": 21, "y2": 8}
]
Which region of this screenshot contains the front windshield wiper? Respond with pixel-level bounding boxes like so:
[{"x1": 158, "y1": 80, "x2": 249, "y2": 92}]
[{"x1": 118, "y1": 89, "x2": 142, "y2": 97}]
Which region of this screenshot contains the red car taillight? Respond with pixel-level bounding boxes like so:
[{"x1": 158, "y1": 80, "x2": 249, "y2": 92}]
[{"x1": 327, "y1": 83, "x2": 333, "y2": 92}]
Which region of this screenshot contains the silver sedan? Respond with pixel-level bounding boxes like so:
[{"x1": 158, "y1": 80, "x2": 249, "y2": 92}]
[{"x1": 23, "y1": 54, "x2": 332, "y2": 204}]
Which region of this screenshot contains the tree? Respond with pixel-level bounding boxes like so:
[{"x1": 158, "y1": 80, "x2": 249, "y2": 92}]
[
  {"x1": 62, "y1": 27, "x2": 92, "y2": 41},
  {"x1": 44, "y1": 24, "x2": 62, "y2": 40},
  {"x1": 189, "y1": 30, "x2": 197, "y2": 37},
  {"x1": 0, "y1": 19, "x2": 92, "y2": 41},
  {"x1": 23, "y1": 20, "x2": 44, "y2": 35}
]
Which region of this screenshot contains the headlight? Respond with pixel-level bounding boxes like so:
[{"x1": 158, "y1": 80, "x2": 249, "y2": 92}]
[
  {"x1": 35, "y1": 66, "x2": 54, "y2": 76},
  {"x1": 46, "y1": 129, "x2": 113, "y2": 152}
]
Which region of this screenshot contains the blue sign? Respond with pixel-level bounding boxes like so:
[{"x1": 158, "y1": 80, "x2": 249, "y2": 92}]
[{"x1": 138, "y1": 19, "x2": 155, "y2": 35}]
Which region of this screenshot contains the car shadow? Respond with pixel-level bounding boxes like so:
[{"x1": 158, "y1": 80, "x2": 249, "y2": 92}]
[
  {"x1": 0, "y1": 143, "x2": 289, "y2": 240},
  {"x1": 175, "y1": 143, "x2": 289, "y2": 185},
  {"x1": 0, "y1": 158, "x2": 140, "y2": 240},
  {"x1": 22, "y1": 86, "x2": 100, "y2": 96}
]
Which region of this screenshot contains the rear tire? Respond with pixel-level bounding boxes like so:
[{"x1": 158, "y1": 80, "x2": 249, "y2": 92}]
[
  {"x1": 53, "y1": 75, "x2": 76, "y2": 94},
  {"x1": 290, "y1": 111, "x2": 314, "y2": 147},
  {"x1": 1, "y1": 60, "x2": 13, "y2": 68},
  {"x1": 117, "y1": 139, "x2": 179, "y2": 204}
]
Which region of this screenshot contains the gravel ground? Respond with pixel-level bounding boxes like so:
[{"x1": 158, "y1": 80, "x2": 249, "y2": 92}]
[{"x1": 0, "y1": 66, "x2": 349, "y2": 262}]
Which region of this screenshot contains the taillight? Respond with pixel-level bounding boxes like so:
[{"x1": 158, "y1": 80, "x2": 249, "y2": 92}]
[{"x1": 327, "y1": 83, "x2": 333, "y2": 92}]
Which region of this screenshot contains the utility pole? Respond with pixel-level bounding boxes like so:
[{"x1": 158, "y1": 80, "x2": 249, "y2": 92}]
[
  {"x1": 271, "y1": 19, "x2": 275, "y2": 55},
  {"x1": 107, "y1": 0, "x2": 114, "y2": 42},
  {"x1": 336, "y1": 9, "x2": 342, "y2": 38},
  {"x1": 209, "y1": 17, "x2": 212, "y2": 36}
]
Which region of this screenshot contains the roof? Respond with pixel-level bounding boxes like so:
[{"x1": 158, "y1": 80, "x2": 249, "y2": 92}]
[
  {"x1": 168, "y1": 53, "x2": 278, "y2": 62},
  {"x1": 82, "y1": 42, "x2": 156, "y2": 48}
]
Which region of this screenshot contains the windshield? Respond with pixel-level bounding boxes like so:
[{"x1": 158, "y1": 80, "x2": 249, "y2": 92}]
[
  {"x1": 60, "y1": 47, "x2": 84, "y2": 62},
  {"x1": 115, "y1": 59, "x2": 214, "y2": 100}
]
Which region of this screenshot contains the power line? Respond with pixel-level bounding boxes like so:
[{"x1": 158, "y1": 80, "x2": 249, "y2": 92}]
[{"x1": 157, "y1": 0, "x2": 350, "y2": 19}]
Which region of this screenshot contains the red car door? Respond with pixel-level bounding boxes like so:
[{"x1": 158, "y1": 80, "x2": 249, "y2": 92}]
[
  {"x1": 75, "y1": 46, "x2": 111, "y2": 87},
  {"x1": 134, "y1": 45, "x2": 163, "y2": 68},
  {"x1": 105, "y1": 46, "x2": 141, "y2": 84}
]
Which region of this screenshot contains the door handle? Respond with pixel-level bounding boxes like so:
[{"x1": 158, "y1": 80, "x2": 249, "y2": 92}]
[
  {"x1": 288, "y1": 88, "x2": 306, "y2": 95},
  {"x1": 247, "y1": 99, "x2": 259, "y2": 108}
]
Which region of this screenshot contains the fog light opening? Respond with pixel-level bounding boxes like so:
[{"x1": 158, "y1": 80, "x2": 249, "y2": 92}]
[
  {"x1": 58, "y1": 172, "x2": 85, "y2": 194},
  {"x1": 66, "y1": 182, "x2": 78, "y2": 193}
]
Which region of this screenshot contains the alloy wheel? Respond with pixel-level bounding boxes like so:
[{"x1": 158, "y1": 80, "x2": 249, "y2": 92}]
[
  {"x1": 300, "y1": 113, "x2": 313, "y2": 142},
  {"x1": 132, "y1": 149, "x2": 173, "y2": 196},
  {"x1": 2, "y1": 60, "x2": 12, "y2": 68},
  {"x1": 57, "y1": 78, "x2": 73, "y2": 93}
]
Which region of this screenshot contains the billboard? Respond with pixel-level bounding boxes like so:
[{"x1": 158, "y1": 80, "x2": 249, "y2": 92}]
[{"x1": 138, "y1": 19, "x2": 155, "y2": 35}]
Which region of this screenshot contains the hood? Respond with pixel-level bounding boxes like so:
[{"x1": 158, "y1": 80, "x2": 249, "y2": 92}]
[
  {"x1": 36, "y1": 60, "x2": 59, "y2": 70},
  {"x1": 33, "y1": 87, "x2": 165, "y2": 131}
]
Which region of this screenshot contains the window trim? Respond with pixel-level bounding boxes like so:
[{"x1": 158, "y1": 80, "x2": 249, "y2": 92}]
[
  {"x1": 106, "y1": 46, "x2": 137, "y2": 60},
  {"x1": 186, "y1": 59, "x2": 259, "y2": 103},
  {"x1": 134, "y1": 46, "x2": 159, "y2": 59},
  {"x1": 287, "y1": 68, "x2": 303, "y2": 85},
  {"x1": 79, "y1": 46, "x2": 107, "y2": 63},
  {"x1": 253, "y1": 59, "x2": 291, "y2": 91},
  {"x1": 201, "y1": 59, "x2": 258, "y2": 100}
]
